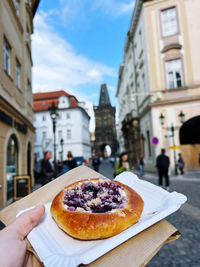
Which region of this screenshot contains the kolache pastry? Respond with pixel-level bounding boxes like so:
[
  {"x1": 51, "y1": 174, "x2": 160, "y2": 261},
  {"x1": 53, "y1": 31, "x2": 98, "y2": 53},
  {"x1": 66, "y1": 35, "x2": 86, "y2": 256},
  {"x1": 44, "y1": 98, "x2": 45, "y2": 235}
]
[{"x1": 50, "y1": 178, "x2": 144, "y2": 240}]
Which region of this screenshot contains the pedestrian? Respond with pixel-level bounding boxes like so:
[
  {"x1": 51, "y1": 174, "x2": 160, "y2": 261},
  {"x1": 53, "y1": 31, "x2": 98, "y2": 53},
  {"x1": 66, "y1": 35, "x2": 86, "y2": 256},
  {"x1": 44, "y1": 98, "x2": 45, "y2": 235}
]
[
  {"x1": 0, "y1": 205, "x2": 45, "y2": 267},
  {"x1": 139, "y1": 155, "x2": 145, "y2": 177},
  {"x1": 92, "y1": 155, "x2": 101, "y2": 172},
  {"x1": 63, "y1": 151, "x2": 77, "y2": 172},
  {"x1": 114, "y1": 152, "x2": 130, "y2": 177},
  {"x1": 156, "y1": 148, "x2": 170, "y2": 190},
  {"x1": 40, "y1": 151, "x2": 54, "y2": 185},
  {"x1": 178, "y1": 153, "x2": 185, "y2": 175}
]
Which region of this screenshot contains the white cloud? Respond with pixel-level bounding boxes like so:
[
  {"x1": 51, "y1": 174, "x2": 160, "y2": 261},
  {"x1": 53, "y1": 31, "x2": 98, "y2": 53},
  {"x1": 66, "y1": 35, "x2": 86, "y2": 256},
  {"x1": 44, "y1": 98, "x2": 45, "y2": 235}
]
[
  {"x1": 32, "y1": 11, "x2": 117, "y2": 131},
  {"x1": 58, "y1": 0, "x2": 135, "y2": 23},
  {"x1": 92, "y1": 0, "x2": 135, "y2": 17},
  {"x1": 32, "y1": 12, "x2": 115, "y2": 93}
]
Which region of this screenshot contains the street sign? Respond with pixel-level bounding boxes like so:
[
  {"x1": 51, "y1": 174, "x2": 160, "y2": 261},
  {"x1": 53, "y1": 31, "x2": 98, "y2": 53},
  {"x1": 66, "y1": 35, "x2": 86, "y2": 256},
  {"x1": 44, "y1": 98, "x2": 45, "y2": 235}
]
[
  {"x1": 170, "y1": 146, "x2": 180, "y2": 150},
  {"x1": 151, "y1": 137, "x2": 159, "y2": 145}
]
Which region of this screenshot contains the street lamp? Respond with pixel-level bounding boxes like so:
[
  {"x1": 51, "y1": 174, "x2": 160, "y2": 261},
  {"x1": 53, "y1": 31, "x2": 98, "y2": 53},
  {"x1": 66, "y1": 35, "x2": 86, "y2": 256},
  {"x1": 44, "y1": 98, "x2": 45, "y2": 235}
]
[
  {"x1": 49, "y1": 101, "x2": 58, "y2": 176},
  {"x1": 60, "y1": 138, "x2": 64, "y2": 162},
  {"x1": 159, "y1": 111, "x2": 185, "y2": 175}
]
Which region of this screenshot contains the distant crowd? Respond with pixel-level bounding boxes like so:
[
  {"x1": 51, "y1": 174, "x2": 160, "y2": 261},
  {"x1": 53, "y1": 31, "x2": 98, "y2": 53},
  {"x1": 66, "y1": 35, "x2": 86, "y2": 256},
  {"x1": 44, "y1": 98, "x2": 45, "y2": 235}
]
[
  {"x1": 34, "y1": 149, "x2": 190, "y2": 191},
  {"x1": 34, "y1": 151, "x2": 87, "y2": 185}
]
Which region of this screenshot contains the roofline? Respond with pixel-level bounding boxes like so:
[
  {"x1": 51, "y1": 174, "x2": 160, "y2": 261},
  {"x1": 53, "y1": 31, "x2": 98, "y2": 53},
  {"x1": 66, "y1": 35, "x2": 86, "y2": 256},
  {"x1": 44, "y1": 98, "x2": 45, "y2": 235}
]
[
  {"x1": 32, "y1": 0, "x2": 40, "y2": 17},
  {"x1": 34, "y1": 106, "x2": 90, "y2": 120}
]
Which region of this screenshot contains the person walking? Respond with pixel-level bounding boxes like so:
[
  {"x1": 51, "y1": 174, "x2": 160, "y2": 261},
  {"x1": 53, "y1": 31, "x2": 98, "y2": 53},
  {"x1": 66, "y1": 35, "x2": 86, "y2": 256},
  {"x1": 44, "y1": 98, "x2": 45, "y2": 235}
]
[
  {"x1": 139, "y1": 155, "x2": 145, "y2": 177},
  {"x1": 63, "y1": 151, "x2": 77, "y2": 173},
  {"x1": 92, "y1": 155, "x2": 101, "y2": 172},
  {"x1": 40, "y1": 151, "x2": 54, "y2": 185},
  {"x1": 178, "y1": 153, "x2": 185, "y2": 175},
  {"x1": 114, "y1": 152, "x2": 130, "y2": 177},
  {"x1": 156, "y1": 148, "x2": 170, "y2": 190}
]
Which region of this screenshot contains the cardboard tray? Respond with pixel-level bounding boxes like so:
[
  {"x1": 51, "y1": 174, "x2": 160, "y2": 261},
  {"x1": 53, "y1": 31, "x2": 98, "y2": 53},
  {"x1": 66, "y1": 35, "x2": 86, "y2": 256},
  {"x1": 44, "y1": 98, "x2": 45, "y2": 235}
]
[{"x1": 0, "y1": 166, "x2": 181, "y2": 267}]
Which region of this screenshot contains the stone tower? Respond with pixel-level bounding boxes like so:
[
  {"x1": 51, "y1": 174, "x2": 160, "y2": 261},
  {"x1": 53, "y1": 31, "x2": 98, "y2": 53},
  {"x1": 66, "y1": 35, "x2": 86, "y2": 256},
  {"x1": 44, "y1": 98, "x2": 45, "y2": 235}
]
[{"x1": 93, "y1": 84, "x2": 118, "y2": 157}]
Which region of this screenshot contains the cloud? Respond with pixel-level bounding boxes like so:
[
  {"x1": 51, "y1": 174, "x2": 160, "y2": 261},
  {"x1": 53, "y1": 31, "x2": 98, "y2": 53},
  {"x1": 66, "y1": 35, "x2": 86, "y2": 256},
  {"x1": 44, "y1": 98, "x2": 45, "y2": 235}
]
[
  {"x1": 58, "y1": 0, "x2": 135, "y2": 23},
  {"x1": 32, "y1": 12, "x2": 115, "y2": 93},
  {"x1": 32, "y1": 11, "x2": 117, "y2": 131},
  {"x1": 91, "y1": 0, "x2": 135, "y2": 17}
]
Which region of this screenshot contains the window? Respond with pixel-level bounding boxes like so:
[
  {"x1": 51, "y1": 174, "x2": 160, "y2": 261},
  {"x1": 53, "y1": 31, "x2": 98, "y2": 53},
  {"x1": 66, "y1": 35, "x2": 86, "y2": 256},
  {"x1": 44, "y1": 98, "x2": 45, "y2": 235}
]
[
  {"x1": 146, "y1": 130, "x2": 151, "y2": 157},
  {"x1": 165, "y1": 59, "x2": 183, "y2": 89},
  {"x1": 6, "y1": 135, "x2": 18, "y2": 201},
  {"x1": 27, "y1": 0, "x2": 31, "y2": 7},
  {"x1": 27, "y1": 81, "x2": 32, "y2": 102},
  {"x1": 161, "y1": 7, "x2": 178, "y2": 37},
  {"x1": 42, "y1": 115, "x2": 46, "y2": 121},
  {"x1": 3, "y1": 40, "x2": 11, "y2": 75},
  {"x1": 58, "y1": 130, "x2": 62, "y2": 140},
  {"x1": 15, "y1": 59, "x2": 20, "y2": 88},
  {"x1": 26, "y1": 25, "x2": 30, "y2": 43},
  {"x1": 66, "y1": 113, "x2": 70, "y2": 119},
  {"x1": 57, "y1": 112, "x2": 61, "y2": 120},
  {"x1": 42, "y1": 131, "x2": 46, "y2": 139},
  {"x1": 13, "y1": 0, "x2": 20, "y2": 15},
  {"x1": 66, "y1": 129, "x2": 71, "y2": 139}
]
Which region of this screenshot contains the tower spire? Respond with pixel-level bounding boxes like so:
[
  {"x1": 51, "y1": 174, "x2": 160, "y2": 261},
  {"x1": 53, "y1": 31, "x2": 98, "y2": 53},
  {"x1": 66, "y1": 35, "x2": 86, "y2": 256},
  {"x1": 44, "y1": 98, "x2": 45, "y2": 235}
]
[{"x1": 99, "y1": 84, "x2": 111, "y2": 106}]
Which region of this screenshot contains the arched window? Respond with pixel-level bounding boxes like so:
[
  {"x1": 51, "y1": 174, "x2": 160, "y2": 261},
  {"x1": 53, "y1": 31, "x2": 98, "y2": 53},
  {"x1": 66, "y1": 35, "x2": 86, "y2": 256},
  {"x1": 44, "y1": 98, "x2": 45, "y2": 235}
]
[
  {"x1": 6, "y1": 135, "x2": 18, "y2": 201},
  {"x1": 27, "y1": 142, "x2": 31, "y2": 177}
]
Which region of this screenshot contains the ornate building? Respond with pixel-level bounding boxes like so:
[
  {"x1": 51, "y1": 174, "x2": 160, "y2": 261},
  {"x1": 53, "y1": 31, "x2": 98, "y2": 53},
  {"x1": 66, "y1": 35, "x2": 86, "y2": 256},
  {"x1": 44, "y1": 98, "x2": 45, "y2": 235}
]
[
  {"x1": 117, "y1": 0, "x2": 200, "y2": 172},
  {"x1": 93, "y1": 84, "x2": 118, "y2": 157},
  {"x1": 0, "y1": 0, "x2": 40, "y2": 207},
  {"x1": 34, "y1": 90, "x2": 91, "y2": 162}
]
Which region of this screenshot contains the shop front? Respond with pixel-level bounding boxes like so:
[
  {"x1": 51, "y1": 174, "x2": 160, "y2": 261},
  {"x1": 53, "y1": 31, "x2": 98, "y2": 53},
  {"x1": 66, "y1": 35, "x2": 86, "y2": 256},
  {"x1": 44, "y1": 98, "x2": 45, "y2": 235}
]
[{"x1": 0, "y1": 106, "x2": 34, "y2": 208}]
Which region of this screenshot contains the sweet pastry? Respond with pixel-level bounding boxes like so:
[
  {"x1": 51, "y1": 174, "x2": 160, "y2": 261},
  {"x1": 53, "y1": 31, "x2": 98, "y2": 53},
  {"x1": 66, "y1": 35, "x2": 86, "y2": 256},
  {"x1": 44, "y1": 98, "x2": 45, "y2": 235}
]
[{"x1": 50, "y1": 178, "x2": 144, "y2": 240}]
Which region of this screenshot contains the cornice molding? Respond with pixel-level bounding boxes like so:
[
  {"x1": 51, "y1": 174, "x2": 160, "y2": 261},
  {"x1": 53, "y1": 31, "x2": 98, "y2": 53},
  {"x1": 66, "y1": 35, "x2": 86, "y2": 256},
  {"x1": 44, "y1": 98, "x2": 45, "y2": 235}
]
[
  {"x1": 150, "y1": 95, "x2": 200, "y2": 107},
  {"x1": 161, "y1": 43, "x2": 182, "y2": 53}
]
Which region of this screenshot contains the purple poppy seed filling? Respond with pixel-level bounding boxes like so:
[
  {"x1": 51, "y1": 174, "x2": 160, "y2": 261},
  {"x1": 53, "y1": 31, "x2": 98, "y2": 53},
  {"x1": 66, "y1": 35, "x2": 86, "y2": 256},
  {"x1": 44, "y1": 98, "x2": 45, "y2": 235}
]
[{"x1": 63, "y1": 179, "x2": 127, "y2": 213}]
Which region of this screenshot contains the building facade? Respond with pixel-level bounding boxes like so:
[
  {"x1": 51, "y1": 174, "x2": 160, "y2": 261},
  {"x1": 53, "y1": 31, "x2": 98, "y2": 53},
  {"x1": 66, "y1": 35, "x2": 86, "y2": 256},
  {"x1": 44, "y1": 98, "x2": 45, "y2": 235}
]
[
  {"x1": 0, "y1": 0, "x2": 39, "y2": 207},
  {"x1": 93, "y1": 84, "x2": 118, "y2": 157},
  {"x1": 33, "y1": 90, "x2": 91, "y2": 163},
  {"x1": 117, "y1": 0, "x2": 200, "y2": 172}
]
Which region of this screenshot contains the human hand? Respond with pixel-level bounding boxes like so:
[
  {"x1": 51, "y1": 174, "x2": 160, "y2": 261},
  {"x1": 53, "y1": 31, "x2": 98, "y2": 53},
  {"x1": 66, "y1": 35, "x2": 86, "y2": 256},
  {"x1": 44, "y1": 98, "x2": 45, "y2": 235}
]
[{"x1": 0, "y1": 205, "x2": 45, "y2": 267}]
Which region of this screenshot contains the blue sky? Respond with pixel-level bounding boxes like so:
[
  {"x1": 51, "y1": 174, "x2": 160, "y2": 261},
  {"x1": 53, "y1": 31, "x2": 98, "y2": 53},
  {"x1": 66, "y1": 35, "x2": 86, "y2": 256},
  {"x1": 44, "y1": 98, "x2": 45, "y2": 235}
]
[{"x1": 32, "y1": 0, "x2": 135, "y2": 130}]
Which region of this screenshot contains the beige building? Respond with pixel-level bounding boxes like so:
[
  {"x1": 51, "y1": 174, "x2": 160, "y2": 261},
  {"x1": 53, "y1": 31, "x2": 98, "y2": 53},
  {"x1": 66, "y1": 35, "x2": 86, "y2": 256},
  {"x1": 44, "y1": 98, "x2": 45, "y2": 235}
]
[
  {"x1": 0, "y1": 0, "x2": 39, "y2": 207},
  {"x1": 117, "y1": 0, "x2": 200, "y2": 173}
]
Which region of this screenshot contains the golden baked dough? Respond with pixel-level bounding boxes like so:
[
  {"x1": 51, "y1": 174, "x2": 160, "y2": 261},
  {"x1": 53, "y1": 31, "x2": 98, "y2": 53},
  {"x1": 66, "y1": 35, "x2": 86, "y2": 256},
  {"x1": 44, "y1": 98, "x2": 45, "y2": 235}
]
[{"x1": 50, "y1": 178, "x2": 144, "y2": 240}]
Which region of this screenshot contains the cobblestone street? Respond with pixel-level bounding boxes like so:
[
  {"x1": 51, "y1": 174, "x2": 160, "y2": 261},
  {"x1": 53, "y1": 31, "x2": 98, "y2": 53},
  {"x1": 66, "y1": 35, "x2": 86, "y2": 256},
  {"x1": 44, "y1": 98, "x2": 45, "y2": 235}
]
[{"x1": 94, "y1": 159, "x2": 200, "y2": 267}]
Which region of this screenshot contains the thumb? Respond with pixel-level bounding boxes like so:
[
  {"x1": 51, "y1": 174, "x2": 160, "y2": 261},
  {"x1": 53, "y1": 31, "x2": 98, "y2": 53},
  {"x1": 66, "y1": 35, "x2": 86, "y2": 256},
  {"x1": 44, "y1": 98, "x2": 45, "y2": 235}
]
[{"x1": 13, "y1": 205, "x2": 45, "y2": 239}]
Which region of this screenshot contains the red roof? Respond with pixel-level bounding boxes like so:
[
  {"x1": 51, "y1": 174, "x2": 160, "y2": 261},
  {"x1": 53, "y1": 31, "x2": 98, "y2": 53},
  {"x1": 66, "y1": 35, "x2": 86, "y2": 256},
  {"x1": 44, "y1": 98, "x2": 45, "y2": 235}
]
[{"x1": 33, "y1": 90, "x2": 79, "y2": 112}]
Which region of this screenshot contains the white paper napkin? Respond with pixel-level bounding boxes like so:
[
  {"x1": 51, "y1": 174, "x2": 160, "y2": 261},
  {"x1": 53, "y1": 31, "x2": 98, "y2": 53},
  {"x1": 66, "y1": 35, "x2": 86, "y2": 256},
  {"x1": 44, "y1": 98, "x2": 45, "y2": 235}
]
[{"x1": 17, "y1": 172, "x2": 187, "y2": 267}]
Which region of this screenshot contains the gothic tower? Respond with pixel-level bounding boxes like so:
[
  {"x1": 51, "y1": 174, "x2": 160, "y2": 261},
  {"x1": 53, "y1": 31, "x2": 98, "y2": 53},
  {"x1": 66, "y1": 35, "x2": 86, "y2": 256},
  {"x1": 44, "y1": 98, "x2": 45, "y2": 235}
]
[{"x1": 93, "y1": 84, "x2": 118, "y2": 157}]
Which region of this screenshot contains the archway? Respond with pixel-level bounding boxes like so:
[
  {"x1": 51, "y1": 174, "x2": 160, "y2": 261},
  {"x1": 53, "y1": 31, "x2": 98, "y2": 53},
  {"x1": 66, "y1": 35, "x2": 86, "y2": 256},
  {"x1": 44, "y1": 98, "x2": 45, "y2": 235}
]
[
  {"x1": 104, "y1": 145, "x2": 112, "y2": 158},
  {"x1": 6, "y1": 134, "x2": 18, "y2": 201},
  {"x1": 179, "y1": 116, "x2": 200, "y2": 170}
]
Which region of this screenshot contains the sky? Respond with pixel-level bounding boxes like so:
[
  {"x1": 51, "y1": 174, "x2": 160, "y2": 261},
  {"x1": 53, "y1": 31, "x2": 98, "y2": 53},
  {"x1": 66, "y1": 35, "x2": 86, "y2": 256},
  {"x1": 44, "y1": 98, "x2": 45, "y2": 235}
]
[{"x1": 32, "y1": 0, "x2": 135, "y2": 130}]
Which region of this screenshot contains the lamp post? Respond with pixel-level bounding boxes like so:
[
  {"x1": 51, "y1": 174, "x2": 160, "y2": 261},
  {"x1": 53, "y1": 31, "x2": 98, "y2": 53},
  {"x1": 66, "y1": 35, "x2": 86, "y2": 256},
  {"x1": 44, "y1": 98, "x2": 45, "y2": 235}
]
[
  {"x1": 49, "y1": 101, "x2": 58, "y2": 176},
  {"x1": 60, "y1": 138, "x2": 64, "y2": 162},
  {"x1": 159, "y1": 111, "x2": 185, "y2": 175}
]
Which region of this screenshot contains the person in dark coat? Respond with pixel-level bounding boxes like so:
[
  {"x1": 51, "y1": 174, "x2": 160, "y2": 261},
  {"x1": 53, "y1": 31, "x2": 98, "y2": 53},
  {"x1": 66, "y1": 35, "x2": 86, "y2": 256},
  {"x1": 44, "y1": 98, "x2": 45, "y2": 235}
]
[
  {"x1": 178, "y1": 153, "x2": 184, "y2": 175},
  {"x1": 63, "y1": 151, "x2": 77, "y2": 172},
  {"x1": 40, "y1": 151, "x2": 54, "y2": 185},
  {"x1": 156, "y1": 148, "x2": 170, "y2": 190},
  {"x1": 92, "y1": 155, "x2": 101, "y2": 172},
  {"x1": 139, "y1": 155, "x2": 145, "y2": 177}
]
